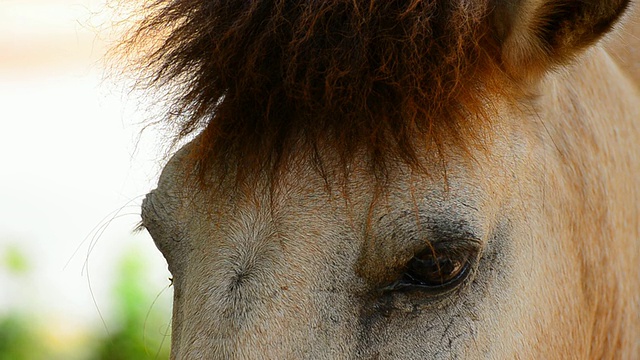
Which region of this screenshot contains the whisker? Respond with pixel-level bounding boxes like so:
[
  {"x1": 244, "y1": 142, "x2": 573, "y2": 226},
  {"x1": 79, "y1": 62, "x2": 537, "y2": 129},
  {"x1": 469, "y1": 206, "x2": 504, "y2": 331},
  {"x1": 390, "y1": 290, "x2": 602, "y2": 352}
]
[
  {"x1": 64, "y1": 195, "x2": 145, "y2": 271},
  {"x1": 82, "y1": 211, "x2": 143, "y2": 275},
  {"x1": 144, "y1": 283, "x2": 173, "y2": 358},
  {"x1": 86, "y1": 261, "x2": 111, "y2": 338}
]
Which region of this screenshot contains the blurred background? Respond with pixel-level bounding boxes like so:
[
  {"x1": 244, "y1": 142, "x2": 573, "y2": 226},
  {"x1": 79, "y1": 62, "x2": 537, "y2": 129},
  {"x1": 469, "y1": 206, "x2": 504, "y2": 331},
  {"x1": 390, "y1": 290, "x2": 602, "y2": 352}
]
[{"x1": 0, "y1": 0, "x2": 173, "y2": 358}]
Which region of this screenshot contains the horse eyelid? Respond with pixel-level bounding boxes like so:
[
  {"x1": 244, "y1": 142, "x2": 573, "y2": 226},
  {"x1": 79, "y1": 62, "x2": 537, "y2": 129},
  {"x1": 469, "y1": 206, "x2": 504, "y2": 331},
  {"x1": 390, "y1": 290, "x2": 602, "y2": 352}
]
[{"x1": 430, "y1": 236, "x2": 482, "y2": 253}]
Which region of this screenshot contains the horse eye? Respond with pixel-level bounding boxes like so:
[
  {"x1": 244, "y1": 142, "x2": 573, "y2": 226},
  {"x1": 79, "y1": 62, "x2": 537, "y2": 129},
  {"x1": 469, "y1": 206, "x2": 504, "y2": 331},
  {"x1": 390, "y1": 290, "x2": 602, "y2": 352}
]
[{"x1": 386, "y1": 247, "x2": 475, "y2": 293}]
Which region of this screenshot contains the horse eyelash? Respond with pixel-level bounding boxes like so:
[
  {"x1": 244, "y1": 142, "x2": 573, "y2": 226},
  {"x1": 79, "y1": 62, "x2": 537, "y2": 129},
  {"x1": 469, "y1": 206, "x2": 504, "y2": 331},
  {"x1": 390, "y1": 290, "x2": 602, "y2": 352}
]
[{"x1": 133, "y1": 221, "x2": 147, "y2": 233}]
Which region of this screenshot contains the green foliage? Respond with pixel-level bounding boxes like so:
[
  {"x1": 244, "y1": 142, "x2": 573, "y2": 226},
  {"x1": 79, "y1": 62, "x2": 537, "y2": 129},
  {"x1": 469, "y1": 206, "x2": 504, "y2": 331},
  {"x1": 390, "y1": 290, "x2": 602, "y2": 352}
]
[
  {"x1": 0, "y1": 246, "x2": 171, "y2": 359},
  {"x1": 0, "y1": 315, "x2": 46, "y2": 360},
  {"x1": 2, "y1": 245, "x2": 30, "y2": 275},
  {"x1": 92, "y1": 248, "x2": 171, "y2": 360}
]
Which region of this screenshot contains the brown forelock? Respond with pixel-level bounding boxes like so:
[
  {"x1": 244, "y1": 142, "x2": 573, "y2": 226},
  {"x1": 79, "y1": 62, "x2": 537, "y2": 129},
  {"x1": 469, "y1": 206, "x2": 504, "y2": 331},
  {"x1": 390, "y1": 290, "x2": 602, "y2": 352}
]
[{"x1": 123, "y1": 0, "x2": 510, "y2": 188}]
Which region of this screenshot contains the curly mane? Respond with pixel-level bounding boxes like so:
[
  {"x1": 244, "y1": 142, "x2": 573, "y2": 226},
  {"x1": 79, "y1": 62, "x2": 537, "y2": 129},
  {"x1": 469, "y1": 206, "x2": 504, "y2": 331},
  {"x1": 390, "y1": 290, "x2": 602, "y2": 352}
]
[{"x1": 122, "y1": 0, "x2": 508, "y2": 184}]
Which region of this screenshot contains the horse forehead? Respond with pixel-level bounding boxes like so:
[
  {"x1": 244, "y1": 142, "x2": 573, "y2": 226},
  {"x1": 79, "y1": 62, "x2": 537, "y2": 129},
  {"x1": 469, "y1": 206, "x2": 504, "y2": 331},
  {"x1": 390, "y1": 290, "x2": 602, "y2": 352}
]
[
  {"x1": 182, "y1": 168, "x2": 490, "y2": 271},
  {"x1": 157, "y1": 139, "x2": 499, "y2": 236}
]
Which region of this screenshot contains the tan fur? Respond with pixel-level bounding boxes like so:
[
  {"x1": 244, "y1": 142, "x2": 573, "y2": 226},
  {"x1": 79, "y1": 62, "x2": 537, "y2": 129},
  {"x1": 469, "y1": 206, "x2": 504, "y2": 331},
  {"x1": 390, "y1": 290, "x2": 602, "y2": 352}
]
[
  {"x1": 607, "y1": 2, "x2": 640, "y2": 87},
  {"x1": 135, "y1": 1, "x2": 640, "y2": 358}
]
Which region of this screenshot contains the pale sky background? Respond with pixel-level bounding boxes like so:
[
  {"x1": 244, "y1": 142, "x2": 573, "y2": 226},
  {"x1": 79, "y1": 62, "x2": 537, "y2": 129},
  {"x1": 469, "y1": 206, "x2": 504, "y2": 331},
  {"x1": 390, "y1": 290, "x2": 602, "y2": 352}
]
[{"x1": 0, "y1": 0, "x2": 173, "y2": 340}]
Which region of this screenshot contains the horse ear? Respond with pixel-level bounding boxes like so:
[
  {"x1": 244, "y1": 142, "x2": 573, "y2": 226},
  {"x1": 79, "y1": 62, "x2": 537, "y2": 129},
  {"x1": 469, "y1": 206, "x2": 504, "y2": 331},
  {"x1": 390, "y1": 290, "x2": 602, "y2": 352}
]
[{"x1": 497, "y1": 0, "x2": 631, "y2": 80}]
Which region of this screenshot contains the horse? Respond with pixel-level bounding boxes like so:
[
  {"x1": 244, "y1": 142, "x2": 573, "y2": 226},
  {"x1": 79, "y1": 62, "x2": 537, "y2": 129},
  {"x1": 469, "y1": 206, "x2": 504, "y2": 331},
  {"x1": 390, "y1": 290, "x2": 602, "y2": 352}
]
[{"x1": 125, "y1": 0, "x2": 640, "y2": 358}]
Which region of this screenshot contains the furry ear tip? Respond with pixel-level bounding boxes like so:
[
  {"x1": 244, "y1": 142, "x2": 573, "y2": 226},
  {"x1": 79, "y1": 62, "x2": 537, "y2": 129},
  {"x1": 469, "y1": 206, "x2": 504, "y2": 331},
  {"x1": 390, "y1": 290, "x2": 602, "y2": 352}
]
[{"x1": 499, "y1": 0, "x2": 632, "y2": 80}]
